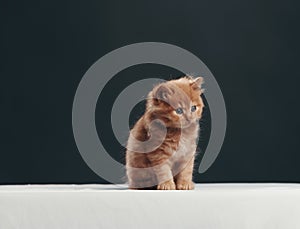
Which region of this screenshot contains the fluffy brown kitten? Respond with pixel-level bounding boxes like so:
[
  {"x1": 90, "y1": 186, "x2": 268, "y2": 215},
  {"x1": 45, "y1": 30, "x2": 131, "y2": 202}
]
[{"x1": 126, "y1": 76, "x2": 204, "y2": 190}]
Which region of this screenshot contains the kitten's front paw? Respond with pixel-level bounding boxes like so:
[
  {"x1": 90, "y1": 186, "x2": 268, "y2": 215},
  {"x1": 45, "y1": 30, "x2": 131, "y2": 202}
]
[
  {"x1": 157, "y1": 180, "x2": 176, "y2": 190},
  {"x1": 176, "y1": 181, "x2": 195, "y2": 190}
]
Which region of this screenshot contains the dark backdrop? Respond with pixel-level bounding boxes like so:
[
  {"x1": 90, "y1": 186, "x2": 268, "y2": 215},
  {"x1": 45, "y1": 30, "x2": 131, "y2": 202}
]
[{"x1": 1, "y1": 0, "x2": 299, "y2": 184}]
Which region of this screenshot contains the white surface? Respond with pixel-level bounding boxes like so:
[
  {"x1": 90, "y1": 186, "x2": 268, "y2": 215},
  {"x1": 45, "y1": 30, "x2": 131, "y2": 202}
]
[{"x1": 1, "y1": 183, "x2": 300, "y2": 229}]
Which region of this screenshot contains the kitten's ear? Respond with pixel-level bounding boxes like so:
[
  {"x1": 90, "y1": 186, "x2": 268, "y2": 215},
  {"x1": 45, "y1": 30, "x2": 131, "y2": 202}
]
[
  {"x1": 154, "y1": 84, "x2": 174, "y2": 101},
  {"x1": 190, "y1": 77, "x2": 204, "y2": 92}
]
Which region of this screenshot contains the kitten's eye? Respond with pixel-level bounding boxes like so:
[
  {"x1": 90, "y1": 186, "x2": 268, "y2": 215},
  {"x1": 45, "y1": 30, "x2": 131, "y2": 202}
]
[
  {"x1": 175, "y1": 108, "x2": 183, "y2": 115},
  {"x1": 191, "y1": 105, "x2": 197, "y2": 112}
]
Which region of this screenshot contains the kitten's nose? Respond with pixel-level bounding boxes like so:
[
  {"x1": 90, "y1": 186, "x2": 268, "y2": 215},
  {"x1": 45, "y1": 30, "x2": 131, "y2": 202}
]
[{"x1": 184, "y1": 115, "x2": 191, "y2": 123}]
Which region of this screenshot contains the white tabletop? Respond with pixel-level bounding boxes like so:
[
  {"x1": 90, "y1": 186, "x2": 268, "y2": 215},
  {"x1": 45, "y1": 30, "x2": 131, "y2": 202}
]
[{"x1": 1, "y1": 183, "x2": 300, "y2": 229}]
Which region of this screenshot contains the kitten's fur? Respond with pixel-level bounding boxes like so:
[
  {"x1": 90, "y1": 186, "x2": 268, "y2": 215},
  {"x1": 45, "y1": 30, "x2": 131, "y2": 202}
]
[{"x1": 126, "y1": 76, "x2": 204, "y2": 190}]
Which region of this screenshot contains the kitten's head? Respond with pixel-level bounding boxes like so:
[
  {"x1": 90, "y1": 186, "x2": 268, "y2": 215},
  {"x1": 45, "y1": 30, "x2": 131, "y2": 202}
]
[{"x1": 146, "y1": 76, "x2": 204, "y2": 128}]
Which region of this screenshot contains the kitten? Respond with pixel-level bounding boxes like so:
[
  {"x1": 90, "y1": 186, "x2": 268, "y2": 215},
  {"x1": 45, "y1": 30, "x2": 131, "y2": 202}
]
[{"x1": 126, "y1": 76, "x2": 204, "y2": 190}]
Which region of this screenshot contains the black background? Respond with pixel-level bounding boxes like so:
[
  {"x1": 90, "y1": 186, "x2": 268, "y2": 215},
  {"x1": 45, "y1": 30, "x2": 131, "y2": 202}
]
[{"x1": 1, "y1": 0, "x2": 299, "y2": 184}]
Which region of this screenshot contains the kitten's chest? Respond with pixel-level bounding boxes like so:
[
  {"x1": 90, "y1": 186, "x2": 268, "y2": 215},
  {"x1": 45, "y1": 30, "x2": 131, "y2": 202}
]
[{"x1": 169, "y1": 130, "x2": 197, "y2": 163}]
